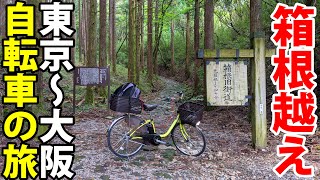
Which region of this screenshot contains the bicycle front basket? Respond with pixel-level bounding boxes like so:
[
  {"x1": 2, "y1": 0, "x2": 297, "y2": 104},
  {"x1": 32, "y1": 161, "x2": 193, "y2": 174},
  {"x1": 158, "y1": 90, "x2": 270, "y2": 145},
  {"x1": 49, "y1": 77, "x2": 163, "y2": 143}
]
[{"x1": 178, "y1": 102, "x2": 204, "y2": 126}]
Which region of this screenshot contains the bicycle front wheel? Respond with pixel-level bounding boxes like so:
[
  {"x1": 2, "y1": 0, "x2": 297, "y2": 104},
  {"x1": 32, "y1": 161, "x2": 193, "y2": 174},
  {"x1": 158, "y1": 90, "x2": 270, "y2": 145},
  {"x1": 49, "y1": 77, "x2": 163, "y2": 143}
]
[
  {"x1": 107, "y1": 115, "x2": 144, "y2": 158},
  {"x1": 171, "y1": 123, "x2": 206, "y2": 156}
]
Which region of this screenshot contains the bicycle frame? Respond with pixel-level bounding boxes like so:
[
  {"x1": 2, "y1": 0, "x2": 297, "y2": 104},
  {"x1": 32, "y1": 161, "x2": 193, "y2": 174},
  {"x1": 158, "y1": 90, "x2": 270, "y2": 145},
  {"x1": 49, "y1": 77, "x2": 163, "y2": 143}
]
[{"x1": 128, "y1": 114, "x2": 190, "y2": 141}]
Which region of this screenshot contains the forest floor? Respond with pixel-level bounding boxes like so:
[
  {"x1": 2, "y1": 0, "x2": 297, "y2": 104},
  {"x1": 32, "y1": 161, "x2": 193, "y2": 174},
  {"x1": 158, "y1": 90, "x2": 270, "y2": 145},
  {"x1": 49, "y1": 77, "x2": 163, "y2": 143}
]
[{"x1": 0, "y1": 77, "x2": 320, "y2": 179}]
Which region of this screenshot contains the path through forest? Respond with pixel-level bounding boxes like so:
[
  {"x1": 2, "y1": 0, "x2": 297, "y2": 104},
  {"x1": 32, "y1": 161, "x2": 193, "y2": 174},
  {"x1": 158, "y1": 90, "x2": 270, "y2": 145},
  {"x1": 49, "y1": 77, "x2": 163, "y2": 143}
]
[
  {"x1": 70, "y1": 77, "x2": 319, "y2": 179},
  {"x1": 0, "y1": 77, "x2": 319, "y2": 179}
]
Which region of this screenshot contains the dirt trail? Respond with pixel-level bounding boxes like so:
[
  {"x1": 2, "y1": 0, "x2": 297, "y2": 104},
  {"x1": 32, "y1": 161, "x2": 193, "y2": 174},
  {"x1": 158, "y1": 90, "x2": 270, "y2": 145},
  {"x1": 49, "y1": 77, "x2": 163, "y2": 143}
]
[
  {"x1": 0, "y1": 77, "x2": 319, "y2": 179},
  {"x1": 70, "y1": 77, "x2": 319, "y2": 179}
]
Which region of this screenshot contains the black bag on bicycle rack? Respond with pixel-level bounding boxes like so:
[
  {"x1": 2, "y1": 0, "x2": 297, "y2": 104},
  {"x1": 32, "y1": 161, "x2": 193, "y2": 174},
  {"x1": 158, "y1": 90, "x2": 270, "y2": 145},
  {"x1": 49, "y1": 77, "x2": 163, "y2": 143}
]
[{"x1": 109, "y1": 83, "x2": 143, "y2": 114}]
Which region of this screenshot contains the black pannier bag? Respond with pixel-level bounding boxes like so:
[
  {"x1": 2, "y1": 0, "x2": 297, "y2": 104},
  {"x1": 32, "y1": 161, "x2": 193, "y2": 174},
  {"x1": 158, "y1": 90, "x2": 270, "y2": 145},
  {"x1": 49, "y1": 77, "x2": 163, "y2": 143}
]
[{"x1": 109, "y1": 83, "x2": 143, "y2": 114}]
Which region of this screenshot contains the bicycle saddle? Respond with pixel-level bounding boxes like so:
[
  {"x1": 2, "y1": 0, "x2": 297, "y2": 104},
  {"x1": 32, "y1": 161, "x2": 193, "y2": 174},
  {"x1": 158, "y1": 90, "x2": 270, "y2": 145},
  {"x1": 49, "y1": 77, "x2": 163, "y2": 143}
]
[{"x1": 143, "y1": 103, "x2": 158, "y2": 111}]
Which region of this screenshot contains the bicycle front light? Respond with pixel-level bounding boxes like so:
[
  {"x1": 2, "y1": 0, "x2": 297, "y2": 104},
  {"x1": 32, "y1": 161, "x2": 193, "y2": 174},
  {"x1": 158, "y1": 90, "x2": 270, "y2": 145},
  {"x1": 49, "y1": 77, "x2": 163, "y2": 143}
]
[{"x1": 196, "y1": 121, "x2": 200, "y2": 126}]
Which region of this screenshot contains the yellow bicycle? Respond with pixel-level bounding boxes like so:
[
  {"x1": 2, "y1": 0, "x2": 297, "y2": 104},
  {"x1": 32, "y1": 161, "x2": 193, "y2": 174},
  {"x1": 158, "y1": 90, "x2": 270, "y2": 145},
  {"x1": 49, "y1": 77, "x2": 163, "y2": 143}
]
[{"x1": 107, "y1": 94, "x2": 206, "y2": 158}]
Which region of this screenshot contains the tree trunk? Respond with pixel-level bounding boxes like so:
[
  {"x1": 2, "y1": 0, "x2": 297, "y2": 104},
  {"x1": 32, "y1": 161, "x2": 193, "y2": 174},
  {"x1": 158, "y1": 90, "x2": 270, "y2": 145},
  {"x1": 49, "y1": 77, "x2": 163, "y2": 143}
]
[
  {"x1": 204, "y1": 0, "x2": 214, "y2": 49},
  {"x1": 140, "y1": 0, "x2": 145, "y2": 71},
  {"x1": 147, "y1": 0, "x2": 153, "y2": 82},
  {"x1": 85, "y1": 0, "x2": 97, "y2": 104},
  {"x1": 135, "y1": 0, "x2": 141, "y2": 84},
  {"x1": 193, "y1": 0, "x2": 200, "y2": 94},
  {"x1": 109, "y1": 0, "x2": 116, "y2": 74},
  {"x1": 78, "y1": 0, "x2": 82, "y2": 64},
  {"x1": 250, "y1": 0, "x2": 262, "y2": 34},
  {"x1": 126, "y1": 10, "x2": 128, "y2": 49},
  {"x1": 170, "y1": 20, "x2": 175, "y2": 74},
  {"x1": 128, "y1": 0, "x2": 137, "y2": 83},
  {"x1": 81, "y1": 0, "x2": 88, "y2": 65},
  {"x1": 204, "y1": 0, "x2": 214, "y2": 105},
  {"x1": 185, "y1": 12, "x2": 190, "y2": 79},
  {"x1": 249, "y1": 0, "x2": 262, "y2": 96},
  {"x1": 99, "y1": 0, "x2": 107, "y2": 97},
  {"x1": 154, "y1": 0, "x2": 173, "y2": 75},
  {"x1": 100, "y1": 0, "x2": 107, "y2": 68},
  {"x1": 70, "y1": 0, "x2": 75, "y2": 66},
  {"x1": 153, "y1": 0, "x2": 159, "y2": 75}
]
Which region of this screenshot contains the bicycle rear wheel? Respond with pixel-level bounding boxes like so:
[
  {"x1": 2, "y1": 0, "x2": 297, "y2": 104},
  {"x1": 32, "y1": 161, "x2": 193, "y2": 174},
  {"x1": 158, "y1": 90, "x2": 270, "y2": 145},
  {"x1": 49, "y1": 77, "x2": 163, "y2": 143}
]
[
  {"x1": 171, "y1": 123, "x2": 206, "y2": 156},
  {"x1": 107, "y1": 115, "x2": 144, "y2": 158}
]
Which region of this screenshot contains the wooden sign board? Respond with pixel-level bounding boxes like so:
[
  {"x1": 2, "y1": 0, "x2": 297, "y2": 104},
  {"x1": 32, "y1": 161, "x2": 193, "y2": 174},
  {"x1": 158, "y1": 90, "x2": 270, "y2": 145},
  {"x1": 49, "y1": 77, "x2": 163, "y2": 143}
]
[
  {"x1": 206, "y1": 60, "x2": 248, "y2": 106},
  {"x1": 73, "y1": 66, "x2": 111, "y2": 114},
  {"x1": 74, "y1": 67, "x2": 109, "y2": 86}
]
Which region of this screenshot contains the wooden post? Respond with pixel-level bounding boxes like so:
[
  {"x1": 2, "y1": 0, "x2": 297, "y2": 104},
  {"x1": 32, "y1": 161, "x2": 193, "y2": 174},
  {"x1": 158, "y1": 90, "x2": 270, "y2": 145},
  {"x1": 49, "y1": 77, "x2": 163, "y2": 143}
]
[{"x1": 251, "y1": 32, "x2": 267, "y2": 149}]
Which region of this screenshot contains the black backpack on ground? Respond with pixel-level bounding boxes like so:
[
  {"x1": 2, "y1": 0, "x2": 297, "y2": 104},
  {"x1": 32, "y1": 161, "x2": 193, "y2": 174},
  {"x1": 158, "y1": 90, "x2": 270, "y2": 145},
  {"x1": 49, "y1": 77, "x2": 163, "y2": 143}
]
[{"x1": 109, "y1": 83, "x2": 143, "y2": 114}]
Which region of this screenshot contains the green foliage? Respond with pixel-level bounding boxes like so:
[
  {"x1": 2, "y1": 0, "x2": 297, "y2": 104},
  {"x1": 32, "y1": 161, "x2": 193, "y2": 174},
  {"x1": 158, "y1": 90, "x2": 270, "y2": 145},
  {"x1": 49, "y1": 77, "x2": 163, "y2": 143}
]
[
  {"x1": 66, "y1": 0, "x2": 320, "y2": 102},
  {"x1": 215, "y1": 0, "x2": 250, "y2": 49},
  {"x1": 109, "y1": 64, "x2": 154, "y2": 93}
]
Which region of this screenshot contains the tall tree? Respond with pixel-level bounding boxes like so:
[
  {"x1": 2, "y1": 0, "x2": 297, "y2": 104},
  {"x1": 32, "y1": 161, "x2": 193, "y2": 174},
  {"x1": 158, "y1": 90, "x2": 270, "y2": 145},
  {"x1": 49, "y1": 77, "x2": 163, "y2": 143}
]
[
  {"x1": 70, "y1": 0, "x2": 75, "y2": 65},
  {"x1": 85, "y1": 0, "x2": 97, "y2": 104},
  {"x1": 204, "y1": 0, "x2": 214, "y2": 49},
  {"x1": 193, "y1": 0, "x2": 200, "y2": 94},
  {"x1": 100, "y1": 0, "x2": 107, "y2": 68},
  {"x1": 78, "y1": 0, "x2": 81, "y2": 64},
  {"x1": 185, "y1": 11, "x2": 190, "y2": 79},
  {"x1": 147, "y1": 0, "x2": 153, "y2": 82},
  {"x1": 170, "y1": 20, "x2": 175, "y2": 74},
  {"x1": 135, "y1": 0, "x2": 141, "y2": 84},
  {"x1": 250, "y1": 0, "x2": 262, "y2": 34},
  {"x1": 81, "y1": 0, "x2": 88, "y2": 65},
  {"x1": 99, "y1": 0, "x2": 107, "y2": 96},
  {"x1": 109, "y1": 0, "x2": 116, "y2": 74},
  {"x1": 128, "y1": 0, "x2": 137, "y2": 83},
  {"x1": 140, "y1": 0, "x2": 145, "y2": 71},
  {"x1": 204, "y1": 0, "x2": 214, "y2": 104},
  {"x1": 153, "y1": 0, "x2": 173, "y2": 75},
  {"x1": 153, "y1": 0, "x2": 159, "y2": 75}
]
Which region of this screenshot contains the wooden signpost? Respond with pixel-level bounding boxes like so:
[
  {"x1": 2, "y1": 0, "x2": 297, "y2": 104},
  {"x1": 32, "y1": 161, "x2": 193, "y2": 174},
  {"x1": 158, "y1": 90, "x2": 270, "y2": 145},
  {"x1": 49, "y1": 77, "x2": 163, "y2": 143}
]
[
  {"x1": 198, "y1": 33, "x2": 276, "y2": 149},
  {"x1": 73, "y1": 66, "x2": 111, "y2": 114},
  {"x1": 74, "y1": 67, "x2": 109, "y2": 86}
]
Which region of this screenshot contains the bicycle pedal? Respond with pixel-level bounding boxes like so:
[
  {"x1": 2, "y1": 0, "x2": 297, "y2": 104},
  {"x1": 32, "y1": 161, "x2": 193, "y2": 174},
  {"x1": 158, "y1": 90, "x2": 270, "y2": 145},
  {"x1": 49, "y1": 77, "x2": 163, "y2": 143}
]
[{"x1": 155, "y1": 139, "x2": 168, "y2": 145}]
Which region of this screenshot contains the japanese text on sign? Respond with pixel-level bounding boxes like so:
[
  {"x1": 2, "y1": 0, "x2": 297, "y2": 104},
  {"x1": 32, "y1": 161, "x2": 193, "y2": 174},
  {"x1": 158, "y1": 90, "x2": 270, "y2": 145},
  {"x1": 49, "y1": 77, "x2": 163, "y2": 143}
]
[
  {"x1": 206, "y1": 60, "x2": 248, "y2": 106},
  {"x1": 270, "y1": 3, "x2": 317, "y2": 178}
]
